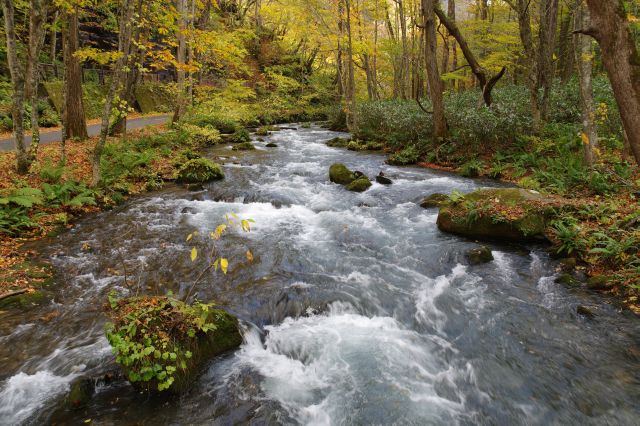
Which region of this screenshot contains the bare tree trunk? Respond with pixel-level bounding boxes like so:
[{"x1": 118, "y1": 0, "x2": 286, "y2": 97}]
[
  {"x1": 558, "y1": 7, "x2": 575, "y2": 83},
  {"x1": 422, "y1": 0, "x2": 447, "y2": 138},
  {"x1": 1, "y1": 0, "x2": 29, "y2": 174},
  {"x1": 434, "y1": 2, "x2": 506, "y2": 106},
  {"x1": 537, "y1": 0, "x2": 559, "y2": 121},
  {"x1": 92, "y1": 0, "x2": 136, "y2": 186},
  {"x1": 581, "y1": 0, "x2": 640, "y2": 164},
  {"x1": 397, "y1": 0, "x2": 409, "y2": 99},
  {"x1": 449, "y1": 0, "x2": 458, "y2": 91},
  {"x1": 172, "y1": 0, "x2": 188, "y2": 123},
  {"x1": 344, "y1": 0, "x2": 357, "y2": 130},
  {"x1": 26, "y1": 0, "x2": 51, "y2": 163},
  {"x1": 50, "y1": 11, "x2": 58, "y2": 78},
  {"x1": 573, "y1": 3, "x2": 597, "y2": 167},
  {"x1": 62, "y1": 9, "x2": 88, "y2": 141}
]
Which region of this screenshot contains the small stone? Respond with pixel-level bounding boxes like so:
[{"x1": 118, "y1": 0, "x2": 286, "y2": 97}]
[
  {"x1": 65, "y1": 377, "x2": 94, "y2": 409},
  {"x1": 467, "y1": 246, "x2": 494, "y2": 265},
  {"x1": 265, "y1": 143, "x2": 278, "y2": 148},
  {"x1": 376, "y1": 172, "x2": 392, "y2": 185},
  {"x1": 577, "y1": 305, "x2": 595, "y2": 318}
]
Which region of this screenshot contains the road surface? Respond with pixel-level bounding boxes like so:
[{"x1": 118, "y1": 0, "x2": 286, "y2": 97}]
[{"x1": 0, "y1": 114, "x2": 171, "y2": 152}]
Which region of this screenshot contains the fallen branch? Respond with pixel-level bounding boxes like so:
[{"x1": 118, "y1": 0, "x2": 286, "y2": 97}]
[{"x1": 0, "y1": 288, "x2": 29, "y2": 301}]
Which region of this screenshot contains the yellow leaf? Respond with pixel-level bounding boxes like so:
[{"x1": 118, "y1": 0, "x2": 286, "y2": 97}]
[
  {"x1": 246, "y1": 250, "x2": 254, "y2": 262},
  {"x1": 241, "y1": 219, "x2": 251, "y2": 232},
  {"x1": 191, "y1": 247, "x2": 198, "y2": 262},
  {"x1": 186, "y1": 233, "x2": 193, "y2": 241},
  {"x1": 220, "y1": 258, "x2": 228, "y2": 274},
  {"x1": 213, "y1": 259, "x2": 219, "y2": 271},
  {"x1": 580, "y1": 132, "x2": 590, "y2": 145},
  {"x1": 213, "y1": 224, "x2": 227, "y2": 239}
]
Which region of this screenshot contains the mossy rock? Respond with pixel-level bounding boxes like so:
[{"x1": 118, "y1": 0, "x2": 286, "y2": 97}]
[
  {"x1": 232, "y1": 142, "x2": 256, "y2": 151},
  {"x1": 437, "y1": 188, "x2": 550, "y2": 241},
  {"x1": 586, "y1": 275, "x2": 612, "y2": 290},
  {"x1": 223, "y1": 129, "x2": 251, "y2": 144},
  {"x1": 329, "y1": 163, "x2": 356, "y2": 185},
  {"x1": 65, "y1": 377, "x2": 95, "y2": 409},
  {"x1": 176, "y1": 158, "x2": 224, "y2": 183},
  {"x1": 346, "y1": 176, "x2": 372, "y2": 192},
  {"x1": 326, "y1": 137, "x2": 351, "y2": 148},
  {"x1": 0, "y1": 290, "x2": 45, "y2": 309},
  {"x1": 467, "y1": 246, "x2": 494, "y2": 265},
  {"x1": 420, "y1": 193, "x2": 448, "y2": 208},
  {"x1": 555, "y1": 273, "x2": 580, "y2": 286},
  {"x1": 347, "y1": 140, "x2": 384, "y2": 152},
  {"x1": 105, "y1": 296, "x2": 242, "y2": 393}
]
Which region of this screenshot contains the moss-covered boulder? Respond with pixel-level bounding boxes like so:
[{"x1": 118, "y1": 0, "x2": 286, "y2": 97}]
[
  {"x1": 420, "y1": 193, "x2": 448, "y2": 208},
  {"x1": 65, "y1": 377, "x2": 95, "y2": 409},
  {"x1": 176, "y1": 158, "x2": 224, "y2": 183},
  {"x1": 329, "y1": 163, "x2": 357, "y2": 185},
  {"x1": 347, "y1": 140, "x2": 384, "y2": 151},
  {"x1": 326, "y1": 137, "x2": 351, "y2": 148},
  {"x1": 467, "y1": 246, "x2": 494, "y2": 265},
  {"x1": 232, "y1": 142, "x2": 256, "y2": 151},
  {"x1": 105, "y1": 296, "x2": 242, "y2": 393},
  {"x1": 437, "y1": 188, "x2": 551, "y2": 241},
  {"x1": 346, "y1": 176, "x2": 372, "y2": 192},
  {"x1": 223, "y1": 129, "x2": 251, "y2": 144}
]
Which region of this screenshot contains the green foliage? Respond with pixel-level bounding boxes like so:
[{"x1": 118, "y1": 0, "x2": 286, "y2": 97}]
[
  {"x1": 227, "y1": 128, "x2": 251, "y2": 143},
  {"x1": 42, "y1": 182, "x2": 96, "y2": 208},
  {"x1": 459, "y1": 159, "x2": 484, "y2": 177},
  {"x1": 550, "y1": 216, "x2": 583, "y2": 255},
  {"x1": 176, "y1": 158, "x2": 224, "y2": 183},
  {"x1": 181, "y1": 112, "x2": 240, "y2": 134},
  {"x1": 105, "y1": 296, "x2": 219, "y2": 392},
  {"x1": 180, "y1": 123, "x2": 221, "y2": 146},
  {"x1": 39, "y1": 159, "x2": 65, "y2": 183},
  {"x1": 0, "y1": 187, "x2": 44, "y2": 208},
  {"x1": 100, "y1": 145, "x2": 157, "y2": 187},
  {"x1": 387, "y1": 145, "x2": 421, "y2": 166},
  {"x1": 0, "y1": 187, "x2": 44, "y2": 236},
  {"x1": 232, "y1": 141, "x2": 256, "y2": 151}
]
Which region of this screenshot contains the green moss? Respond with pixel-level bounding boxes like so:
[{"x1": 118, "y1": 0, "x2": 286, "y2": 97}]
[
  {"x1": 329, "y1": 163, "x2": 356, "y2": 185},
  {"x1": 467, "y1": 246, "x2": 494, "y2": 265},
  {"x1": 44, "y1": 81, "x2": 108, "y2": 119},
  {"x1": 346, "y1": 176, "x2": 372, "y2": 192},
  {"x1": 177, "y1": 158, "x2": 224, "y2": 183},
  {"x1": 420, "y1": 193, "x2": 448, "y2": 208},
  {"x1": 224, "y1": 129, "x2": 251, "y2": 144},
  {"x1": 326, "y1": 137, "x2": 351, "y2": 148},
  {"x1": 134, "y1": 83, "x2": 175, "y2": 114}
]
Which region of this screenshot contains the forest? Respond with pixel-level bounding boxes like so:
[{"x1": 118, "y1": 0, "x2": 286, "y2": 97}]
[{"x1": 0, "y1": 0, "x2": 640, "y2": 424}]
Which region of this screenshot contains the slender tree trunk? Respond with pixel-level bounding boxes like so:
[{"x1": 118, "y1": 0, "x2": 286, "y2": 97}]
[
  {"x1": 1, "y1": 0, "x2": 29, "y2": 174},
  {"x1": 92, "y1": 0, "x2": 136, "y2": 186},
  {"x1": 422, "y1": 0, "x2": 447, "y2": 138},
  {"x1": 537, "y1": 0, "x2": 559, "y2": 121},
  {"x1": 344, "y1": 0, "x2": 357, "y2": 130},
  {"x1": 558, "y1": 7, "x2": 575, "y2": 83},
  {"x1": 172, "y1": 0, "x2": 188, "y2": 123},
  {"x1": 449, "y1": 0, "x2": 457, "y2": 91},
  {"x1": 62, "y1": 9, "x2": 88, "y2": 141},
  {"x1": 581, "y1": 0, "x2": 640, "y2": 164},
  {"x1": 397, "y1": 0, "x2": 409, "y2": 99},
  {"x1": 50, "y1": 11, "x2": 58, "y2": 78},
  {"x1": 574, "y1": 4, "x2": 597, "y2": 167}
]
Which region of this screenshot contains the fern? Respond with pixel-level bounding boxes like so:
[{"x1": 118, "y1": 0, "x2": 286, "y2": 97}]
[{"x1": 0, "y1": 187, "x2": 44, "y2": 208}]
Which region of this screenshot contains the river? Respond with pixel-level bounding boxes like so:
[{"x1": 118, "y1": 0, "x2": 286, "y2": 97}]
[{"x1": 0, "y1": 125, "x2": 639, "y2": 425}]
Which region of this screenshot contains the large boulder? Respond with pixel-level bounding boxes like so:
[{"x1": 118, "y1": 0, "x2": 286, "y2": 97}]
[
  {"x1": 329, "y1": 163, "x2": 357, "y2": 185},
  {"x1": 176, "y1": 158, "x2": 224, "y2": 183},
  {"x1": 437, "y1": 188, "x2": 551, "y2": 241},
  {"x1": 105, "y1": 296, "x2": 242, "y2": 393}
]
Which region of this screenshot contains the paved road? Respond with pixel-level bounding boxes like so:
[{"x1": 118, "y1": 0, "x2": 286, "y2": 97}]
[{"x1": 0, "y1": 114, "x2": 171, "y2": 152}]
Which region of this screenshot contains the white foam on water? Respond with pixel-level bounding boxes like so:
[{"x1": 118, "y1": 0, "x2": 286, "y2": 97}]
[
  {"x1": 415, "y1": 264, "x2": 470, "y2": 331},
  {"x1": 0, "y1": 371, "x2": 76, "y2": 426},
  {"x1": 235, "y1": 302, "x2": 465, "y2": 425},
  {"x1": 492, "y1": 251, "x2": 517, "y2": 282}
]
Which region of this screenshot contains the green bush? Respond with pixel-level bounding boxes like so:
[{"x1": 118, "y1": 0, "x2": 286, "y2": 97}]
[
  {"x1": 182, "y1": 113, "x2": 240, "y2": 134},
  {"x1": 226, "y1": 128, "x2": 251, "y2": 144},
  {"x1": 180, "y1": 124, "x2": 221, "y2": 146},
  {"x1": 176, "y1": 158, "x2": 224, "y2": 183},
  {"x1": 459, "y1": 159, "x2": 484, "y2": 177},
  {"x1": 387, "y1": 145, "x2": 421, "y2": 166}
]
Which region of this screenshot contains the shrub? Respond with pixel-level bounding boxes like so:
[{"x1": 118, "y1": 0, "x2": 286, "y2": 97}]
[
  {"x1": 182, "y1": 112, "x2": 239, "y2": 134},
  {"x1": 459, "y1": 159, "x2": 484, "y2": 177},
  {"x1": 232, "y1": 141, "x2": 255, "y2": 151},
  {"x1": 180, "y1": 124, "x2": 221, "y2": 146},
  {"x1": 387, "y1": 145, "x2": 421, "y2": 166},
  {"x1": 176, "y1": 158, "x2": 224, "y2": 183},
  {"x1": 226, "y1": 128, "x2": 251, "y2": 144}
]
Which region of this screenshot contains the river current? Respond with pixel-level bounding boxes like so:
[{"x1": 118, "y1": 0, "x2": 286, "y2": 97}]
[{"x1": 0, "y1": 125, "x2": 639, "y2": 425}]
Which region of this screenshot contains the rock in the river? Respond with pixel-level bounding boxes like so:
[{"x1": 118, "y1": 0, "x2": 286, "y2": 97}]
[
  {"x1": 555, "y1": 273, "x2": 579, "y2": 286},
  {"x1": 420, "y1": 193, "x2": 448, "y2": 208},
  {"x1": 329, "y1": 163, "x2": 357, "y2": 185},
  {"x1": 346, "y1": 176, "x2": 373, "y2": 192},
  {"x1": 265, "y1": 142, "x2": 278, "y2": 148},
  {"x1": 466, "y1": 246, "x2": 494, "y2": 265},
  {"x1": 105, "y1": 296, "x2": 242, "y2": 393},
  {"x1": 376, "y1": 172, "x2": 392, "y2": 185},
  {"x1": 586, "y1": 275, "x2": 611, "y2": 290},
  {"x1": 437, "y1": 188, "x2": 551, "y2": 241},
  {"x1": 232, "y1": 141, "x2": 256, "y2": 151},
  {"x1": 65, "y1": 377, "x2": 94, "y2": 409},
  {"x1": 176, "y1": 158, "x2": 224, "y2": 184},
  {"x1": 577, "y1": 305, "x2": 596, "y2": 318},
  {"x1": 326, "y1": 137, "x2": 351, "y2": 148}
]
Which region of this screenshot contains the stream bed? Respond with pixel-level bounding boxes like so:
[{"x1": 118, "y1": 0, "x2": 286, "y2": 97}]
[{"x1": 0, "y1": 125, "x2": 639, "y2": 425}]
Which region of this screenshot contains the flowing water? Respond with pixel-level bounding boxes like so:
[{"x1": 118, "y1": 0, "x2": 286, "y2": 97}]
[{"x1": 1, "y1": 125, "x2": 639, "y2": 425}]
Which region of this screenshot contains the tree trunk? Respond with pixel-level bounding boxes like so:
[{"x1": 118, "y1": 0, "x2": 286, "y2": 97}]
[
  {"x1": 344, "y1": 0, "x2": 357, "y2": 130},
  {"x1": 582, "y1": 0, "x2": 640, "y2": 164},
  {"x1": 50, "y1": 11, "x2": 58, "y2": 77},
  {"x1": 27, "y1": 0, "x2": 50, "y2": 162},
  {"x1": 573, "y1": 4, "x2": 597, "y2": 167},
  {"x1": 537, "y1": 0, "x2": 559, "y2": 121},
  {"x1": 558, "y1": 7, "x2": 575, "y2": 83},
  {"x1": 434, "y1": 2, "x2": 506, "y2": 106},
  {"x1": 92, "y1": 0, "x2": 136, "y2": 186},
  {"x1": 397, "y1": 0, "x2": 409, "y2": 99},
  {"x1": 449, "y1": 0, "x2": 457, "y2": 91},
  {"x1": 172, "y1": 0, "x2": 188, "y2": 123},
  {"x1": 62, "y1": 10, "x2": 88, "y2": 141},
  {"x1": 421, "y1": 0, "x2": 447, "y2": 138}
]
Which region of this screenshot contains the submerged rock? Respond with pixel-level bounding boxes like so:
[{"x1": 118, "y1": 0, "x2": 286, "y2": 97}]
[
  {"x1": 467, "y1": 246, "x2": 494, "y2": 265},
  {"x1": 105, "y1": 296, "x2": 242, "y2": 393},
  {"x1": 346, "y1": 176, "x2": 373, "y2": 192},
  {"x1": 329, "y1": 163, "x2": 357, "y2": 185},
  {"x1": 265, "y1": 142, "x2": 278, "y2": 148},
  {"x1": 420, "y1": 193, "x2": 448, "y2": 208},
  {"x1": 65, "y1": 377, "x2": 94, "y2": 409},
  {"x1": 437, "y1": 188, "x2": 551, "y2": 241},
  {"x1": 577, "y1": 305, "x2": 596, "y2": 318}
]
